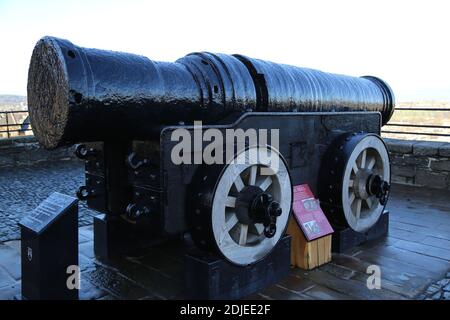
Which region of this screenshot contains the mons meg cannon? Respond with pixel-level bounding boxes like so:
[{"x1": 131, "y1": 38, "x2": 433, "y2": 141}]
[{"x1": 27, "y1": 36, "x2": 394, "y2": 266}]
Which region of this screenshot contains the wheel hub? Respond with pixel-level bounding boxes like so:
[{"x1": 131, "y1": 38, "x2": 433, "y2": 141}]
[
  {"x1": 354, "y1": 169, "x2": 390, "y2": 205},
  {"x1": 235, "y1": 186, "x2": 282, "y2": 238},
  {"x1": 367, "y1": 174, "x2": 390, "y2": 205}
]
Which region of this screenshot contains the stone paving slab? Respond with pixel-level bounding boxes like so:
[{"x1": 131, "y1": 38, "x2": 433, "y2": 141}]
[
  {"x1": 0, "y1": 244, "x2": 20, "y2": 280},
  {"x1": 0, "y1": 282, "x2": 20, "y2": 300},
  {"x1": 0, "y1": 267, "x2": 15, "y2": 289},
  {"x1": 0, "y1": 222, "x2": 448, "y2": 300},
  {"x1": 423, "y1": 273, "x2": 450, "y2": 300}
]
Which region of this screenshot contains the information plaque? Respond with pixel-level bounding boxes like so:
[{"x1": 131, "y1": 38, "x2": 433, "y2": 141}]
[
  {"x1": 292, "y1": 184, "x2": 334, "y2": 241},
  {"x1": 19, "y1": 192, "x2": 78, "y2": 300}
]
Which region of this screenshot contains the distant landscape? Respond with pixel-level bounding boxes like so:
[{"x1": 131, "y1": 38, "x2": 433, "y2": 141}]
[
  {"x1": 0, "y1": 95, "x2": 29, "y2": 138},
  {"x1": 0, "y1": 95, "x2": 27, "y2": 111},
  {"x1": 0, "y1": 95, "x2": 449, "y2": 142},
  {"x1": 384, "y1": 101, "x2": 450, "y2": 142}
]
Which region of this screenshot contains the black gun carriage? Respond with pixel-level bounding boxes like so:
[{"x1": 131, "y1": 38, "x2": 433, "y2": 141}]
[{"x1": 27, "y1": 37, "x2": 394, "y2": 266}]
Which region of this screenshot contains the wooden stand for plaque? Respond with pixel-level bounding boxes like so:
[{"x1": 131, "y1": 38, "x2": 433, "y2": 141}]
[{"x1": 287, "y1": 217, "x2": 332, "y2": 270}]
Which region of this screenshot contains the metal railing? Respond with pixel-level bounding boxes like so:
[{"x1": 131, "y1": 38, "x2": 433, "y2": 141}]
[
  {"x1": 1, "y1": 108, "x2": 449, "y2": 139},
  {"x1": 382, "y1": 107, "x2": 450, "y2": 138},
  {"x1": 0, "y1": 110, "x2": 32, "y2": 138}
]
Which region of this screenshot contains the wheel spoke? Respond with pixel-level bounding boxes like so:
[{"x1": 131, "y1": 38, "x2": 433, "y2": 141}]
[
  {"x1": 367, "y1": 157, "x2": 376, "y2": 170},
  {"x1": 226, "y1": 196, "x2": 236, "y2": 208},
  {"x1": 253, "y1": 223, "x2": 265, "y2": 235},
  {"x1": 238, "y1": 223, "x2": 248, "y2": 245},
  {"x1": 226, "y1": 214, "x2": 239, "y2": 231},
  {"x1": 365, "y1": 197, "x2": 373, "y2": 209},
  {"x1": 355, "y1": 199, "x2": 362, "y2": 219},
  {"x1": 352, "y1": 162, "x2": 359, "y2": 174},
  {"x1": 248, "y1": 165, "x2": 257, "y2": 185},
  {"x1": 349, "y1": 192, "x2": 356, "y2": 204},
  {"x1": 360, "y1": 150, "x2": 367, "y2": 168},
  {"x1": 234, "y1": 174, "x2": 245, "y2": 192},
  {"x1": 258, "y1": 176, "x2": 272, "y2": 191}
]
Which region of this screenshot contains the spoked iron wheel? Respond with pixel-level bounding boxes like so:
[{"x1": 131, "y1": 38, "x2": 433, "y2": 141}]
[
  {"x1": 189, "y1": 146, "x2": 292, "y2": 266},
  {"x1": 319, "y1": 133, "x2": 390, "y2": 233}
]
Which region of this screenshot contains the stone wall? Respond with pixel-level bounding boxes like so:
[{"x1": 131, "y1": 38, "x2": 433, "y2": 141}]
[
  {"x1": 0, "y1": 136, "x2": 76, "y2": 167},
  {"x1": 1, "y1": 136, "x2": 449, "y2": 190},
  {"x1": 385, "y1": 138, "x2": 450, "y2": 190}
]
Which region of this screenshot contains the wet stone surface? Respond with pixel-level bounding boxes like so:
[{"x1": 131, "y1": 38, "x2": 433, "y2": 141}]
[
  {"x1": 0, "y1": 165, "x2": 449, "y2": 300},
  {"x1": 422, "y1": 273, "x2": 450, "y2": 300},
  {"x1": 0, "y1": 160, "x2": 96, "y2": 242}
]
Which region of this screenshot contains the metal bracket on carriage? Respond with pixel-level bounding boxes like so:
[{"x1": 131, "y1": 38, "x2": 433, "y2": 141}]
[
  {"x1": 76, "y1": 185, "x2": 93, "y2": 200},
  {"x1": 74, "y1": 144, "x2": 97, "y2": 160},
  {"x1": 126, "y1": 152, "x2": 150, "y2": 170},
  {"x1": 125, "y1": 203, "x2": 151, "y2": 220}
]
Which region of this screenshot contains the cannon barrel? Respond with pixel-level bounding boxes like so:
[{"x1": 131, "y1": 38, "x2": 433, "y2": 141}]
[{"x1": 27, "y1": 36, "x2": 395, "y2": 149}]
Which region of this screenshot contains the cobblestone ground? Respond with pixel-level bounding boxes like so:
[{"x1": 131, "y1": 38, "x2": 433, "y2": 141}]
[
  {"x1": 0, "y1": 160, "x2": 96, "y2": 242},
  {"x1": 422, "y1": 273, "x2": 450, "y2": 300}
]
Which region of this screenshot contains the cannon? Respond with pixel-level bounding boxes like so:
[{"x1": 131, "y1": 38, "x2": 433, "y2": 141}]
[{"x1": 27, "y1": 36, "x2": 394, "y2": 265}]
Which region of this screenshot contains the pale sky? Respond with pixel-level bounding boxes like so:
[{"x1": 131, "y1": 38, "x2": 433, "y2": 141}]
[{"x1": 1, "y1": 0, "x2": 449, "y2": 101}]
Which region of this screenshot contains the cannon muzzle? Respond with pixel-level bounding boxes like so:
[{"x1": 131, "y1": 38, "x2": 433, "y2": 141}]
[{"x1": 27, "y1": 36, "x2": 394, "y2": 149}]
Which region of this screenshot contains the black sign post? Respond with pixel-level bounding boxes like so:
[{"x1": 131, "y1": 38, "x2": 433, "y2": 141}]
[{"x1": 19, "y1": 192, "x2": 79, "y2": 300}]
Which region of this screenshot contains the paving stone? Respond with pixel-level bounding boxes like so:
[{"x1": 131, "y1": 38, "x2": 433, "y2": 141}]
[
  {"x1": 416, "y1": 293, "x2": 427, "y2": 300},
  {"x1": 4, "y1": 240, "x2": 20, "y2": 253},
  {"x1": 139, "y1": 295, "x2": 163, "y2": 300},
  {"x1": 79, "y1": 227, "x2": 94, "y2": 241},
  {"x1": 431, "y1": 291, "x2": 442, "y2": 300},
  {"x1": 0, "y1": 283, "x2": 20, "y2": 300},
  {"x1": 0, "y1": 266, "x2": 15, "y2": 288},
  {"x1": 83, "y1": 264, "x2": 154, "y2": 300},
  {"x1": 101, "y1": 256, "x2": 184, "y2": 299},
  {"x1": 79, "y1": 241, "x2": 95, "y2": 260},
  {"x1": 318, "y1": 263, "x2": 355, "y2": 280},
  {"x1": 302, "y1": 285, "x2": 352, "y2": 300},
  {"x1": 79, "y1": 279, "x2": 108, "y2": 300},
  {"x1": 0, "y1": 244, "x2": 21, "y2": 280},
  {"x1": 443, "y1": 291, "x2": 450, "y2": 300},
  {"x1": 443, "y1": 284, "x2": 450, "y2": 292},
  {"x1": 79, "y1": 252, "x2": 96, "y2": 272},
  {"x1": 79, "y1": 233, "x2": 91, "y2": 244},
  {"x1": 97, "y1": 294, "x2": 116, "y2": 300},
  {"x1": 425, "y1": 284, "x2": 441, "y2": 295},
  {"x1": 436, "y1": 278, "x2": 450, "y2": 287}
]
